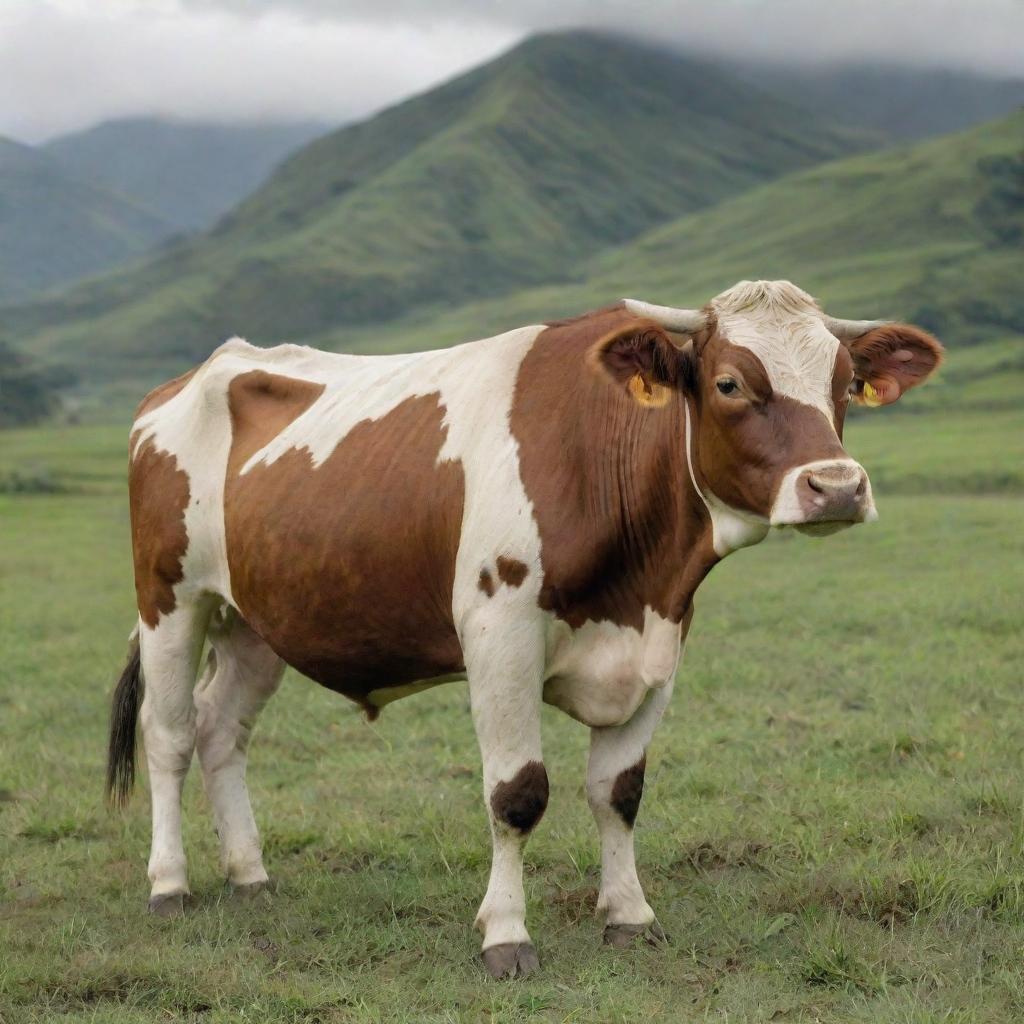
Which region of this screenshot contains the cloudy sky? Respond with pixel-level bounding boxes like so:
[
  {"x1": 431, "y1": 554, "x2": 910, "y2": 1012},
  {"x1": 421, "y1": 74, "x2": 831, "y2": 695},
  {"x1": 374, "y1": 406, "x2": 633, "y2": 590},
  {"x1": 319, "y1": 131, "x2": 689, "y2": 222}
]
[{"x1": 3, "y1": 0, "x2": 1023, "y2": 143}]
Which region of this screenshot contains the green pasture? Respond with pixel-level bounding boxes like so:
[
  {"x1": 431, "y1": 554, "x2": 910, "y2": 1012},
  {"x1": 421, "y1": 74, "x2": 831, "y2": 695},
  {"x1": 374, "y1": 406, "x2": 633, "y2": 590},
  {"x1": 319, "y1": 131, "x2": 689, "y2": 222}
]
[{"x1": 1, "y1": 375, "x2": 1023, "y2": 1022}]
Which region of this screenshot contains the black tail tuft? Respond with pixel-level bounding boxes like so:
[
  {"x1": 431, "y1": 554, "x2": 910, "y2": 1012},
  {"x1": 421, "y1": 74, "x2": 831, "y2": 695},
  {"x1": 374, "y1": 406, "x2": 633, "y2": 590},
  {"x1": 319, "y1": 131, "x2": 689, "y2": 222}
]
[{"x1": 106, "y1": 635, "x2": 142, "y2": 808}]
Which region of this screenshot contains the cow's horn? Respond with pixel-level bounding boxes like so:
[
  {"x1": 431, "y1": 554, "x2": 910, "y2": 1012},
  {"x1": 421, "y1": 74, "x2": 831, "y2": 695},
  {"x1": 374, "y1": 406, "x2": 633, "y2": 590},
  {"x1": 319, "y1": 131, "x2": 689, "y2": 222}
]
[
  {"x1": 823, "y1": 316, "x2": 890, "y2": 341},
  {"x1": 623, "y1": 299, "x2": 707, "y2": 335}
]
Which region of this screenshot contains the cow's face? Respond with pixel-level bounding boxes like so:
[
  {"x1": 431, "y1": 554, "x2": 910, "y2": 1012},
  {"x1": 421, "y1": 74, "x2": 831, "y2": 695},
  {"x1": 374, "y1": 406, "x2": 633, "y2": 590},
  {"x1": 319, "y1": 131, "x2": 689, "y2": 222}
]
[{"x1": 614, "y1": 281, "x2": 943, "y2": 540}]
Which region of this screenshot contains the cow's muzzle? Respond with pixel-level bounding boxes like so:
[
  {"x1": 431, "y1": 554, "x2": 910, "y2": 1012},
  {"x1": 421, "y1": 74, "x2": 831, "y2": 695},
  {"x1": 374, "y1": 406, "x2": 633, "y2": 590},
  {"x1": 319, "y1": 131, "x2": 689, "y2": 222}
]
[{"x1": 770, "y1": 458, "x2": 877, "y2": 532}]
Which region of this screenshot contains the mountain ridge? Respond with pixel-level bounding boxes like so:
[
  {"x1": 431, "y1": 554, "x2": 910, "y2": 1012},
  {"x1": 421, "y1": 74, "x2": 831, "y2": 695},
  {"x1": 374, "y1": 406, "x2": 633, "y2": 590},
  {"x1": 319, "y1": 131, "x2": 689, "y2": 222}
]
[
  {"x1": 6, "y1": 31, "x2": 875, "y2": 371},
  {"x1": 314, "y1": 109, "x2": 1023, "y2": 361}
]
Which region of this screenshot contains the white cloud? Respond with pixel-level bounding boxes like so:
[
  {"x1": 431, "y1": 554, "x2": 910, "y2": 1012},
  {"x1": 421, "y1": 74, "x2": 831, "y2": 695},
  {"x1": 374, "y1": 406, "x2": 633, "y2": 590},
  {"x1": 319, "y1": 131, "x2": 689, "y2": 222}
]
[
  {"x1": 186, "y1": 0, "x2": 1024, "y2": 75},
  {"x1": 0, "y1": 1, "x2": 518, "y2": 141},
  {"x1": 2, "y1": 0, "x2": 1022, "y2": 143}
]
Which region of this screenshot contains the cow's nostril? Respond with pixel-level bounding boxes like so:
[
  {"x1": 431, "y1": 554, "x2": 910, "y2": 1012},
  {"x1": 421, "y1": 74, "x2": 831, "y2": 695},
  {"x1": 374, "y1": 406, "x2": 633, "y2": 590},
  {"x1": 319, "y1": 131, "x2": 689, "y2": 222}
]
[
  {"x1": 855, "y1": 476, "x2": 867, "y2": 498},
  {"x1": 806, "y1": 474, "x2": 826, "y2": 494}
]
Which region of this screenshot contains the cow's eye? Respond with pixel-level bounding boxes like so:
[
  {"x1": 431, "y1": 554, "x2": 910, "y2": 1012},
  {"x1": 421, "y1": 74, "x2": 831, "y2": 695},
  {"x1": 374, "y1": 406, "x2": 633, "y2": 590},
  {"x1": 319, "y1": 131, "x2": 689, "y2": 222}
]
[{"x1": 716, "y1": 378, "x2": 740, "y2": 396}]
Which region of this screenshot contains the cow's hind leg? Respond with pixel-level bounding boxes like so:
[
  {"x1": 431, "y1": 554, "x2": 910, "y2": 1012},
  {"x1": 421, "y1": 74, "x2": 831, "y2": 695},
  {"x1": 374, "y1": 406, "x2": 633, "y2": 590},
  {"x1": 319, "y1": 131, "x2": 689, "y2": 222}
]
[
  {"x1": 465, "y1": 622, "x2": 547, "y2": 979},
  {"x1": 194, "y1": 607, "x2": 284, "y2": 895},
  {"x1": 588, "y1": 682, "x2": 673, "y2": 947},
  {"x1": 139, "y1": 601, "x2": 211, "y2": 915}
]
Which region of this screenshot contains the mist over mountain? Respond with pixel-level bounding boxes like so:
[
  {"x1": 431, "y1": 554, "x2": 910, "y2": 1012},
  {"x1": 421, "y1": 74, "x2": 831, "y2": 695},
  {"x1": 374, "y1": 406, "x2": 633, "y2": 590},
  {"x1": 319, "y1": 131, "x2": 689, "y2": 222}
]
[
  {"x1": 44, "y1": 118, "x2": 331, "y2": 231},
  {"x1": 740, "y1": 64, "x2": 1024, "y2": 141},
  {"x1": 0, "y1": 137, "x2": 173, "y2": 304}
]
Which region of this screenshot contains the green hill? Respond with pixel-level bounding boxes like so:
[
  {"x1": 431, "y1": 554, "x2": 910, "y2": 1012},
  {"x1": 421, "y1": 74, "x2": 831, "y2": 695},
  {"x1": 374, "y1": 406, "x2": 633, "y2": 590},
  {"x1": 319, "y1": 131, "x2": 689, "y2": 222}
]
[
  {"x1": 322, "y1": 108, "x2": 1021, "y2": 360},
  {"x1": 586, "y1": 107, "x2": 1024, "y2": 341},
  {"x1": 0, "y1": 138, "x2": 173, "y2": 305},
  {"x1": 43, "y1": 118, "x2": 330, "y2": 232},
  {"x1": 6, "y1": 31, "x2": 872, "y2": 374}
]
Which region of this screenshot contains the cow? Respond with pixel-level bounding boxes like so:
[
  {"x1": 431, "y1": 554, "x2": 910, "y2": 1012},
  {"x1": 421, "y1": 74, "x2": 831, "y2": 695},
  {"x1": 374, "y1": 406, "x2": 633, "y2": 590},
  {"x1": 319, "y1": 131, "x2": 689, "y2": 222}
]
[{"x1": 107, "y1": 279, "x2": 942, "y2": 978}]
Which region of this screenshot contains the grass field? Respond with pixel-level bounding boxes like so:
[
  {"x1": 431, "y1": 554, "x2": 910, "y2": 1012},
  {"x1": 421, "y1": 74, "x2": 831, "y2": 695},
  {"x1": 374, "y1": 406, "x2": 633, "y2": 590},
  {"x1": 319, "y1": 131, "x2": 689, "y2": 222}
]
[{"x1": 2, "y1": 387, "x2": 1023, "y2": 1022}]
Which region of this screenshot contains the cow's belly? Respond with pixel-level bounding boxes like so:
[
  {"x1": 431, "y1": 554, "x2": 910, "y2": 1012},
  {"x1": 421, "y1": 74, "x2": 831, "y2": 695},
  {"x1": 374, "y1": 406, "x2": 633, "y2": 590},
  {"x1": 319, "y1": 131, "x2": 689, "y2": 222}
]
[
  {"x1": 229, "y1": 567, "x2": 466, "y2": 708},
  {"x1": 541, "y1": 609, "x2": 685, "y2": 728}
]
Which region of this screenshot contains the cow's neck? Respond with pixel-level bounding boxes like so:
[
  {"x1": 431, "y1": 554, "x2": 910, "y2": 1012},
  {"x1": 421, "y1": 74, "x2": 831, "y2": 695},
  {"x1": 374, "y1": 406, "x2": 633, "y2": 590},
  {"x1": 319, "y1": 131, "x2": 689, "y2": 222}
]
[
  {"x1": 553, "y1": 391, "x2": 719, "y2": 630},
  {"x1": 639, "y1": 395, "x2": 726, "y2": 624},
  {"x1": 513, "y1": 311, "x2": 755, "y2": 632}
]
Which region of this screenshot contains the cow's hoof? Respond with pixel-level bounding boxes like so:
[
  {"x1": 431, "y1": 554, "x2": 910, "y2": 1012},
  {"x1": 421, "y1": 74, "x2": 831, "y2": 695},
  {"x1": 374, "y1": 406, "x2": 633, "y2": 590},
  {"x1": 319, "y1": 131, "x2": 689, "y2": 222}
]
[
  {"x1": 148, "y1": 892, "x2": 186, "y2": 918},
  {"x1": 231, "y1": 879, "x2": 271, "y2": 901},
  {"x1": 603, "y1": 919, "x2": 667, "y2": 949},
  {"x1": 481, "y1": 942, "x2": 540, "y2": 979}
]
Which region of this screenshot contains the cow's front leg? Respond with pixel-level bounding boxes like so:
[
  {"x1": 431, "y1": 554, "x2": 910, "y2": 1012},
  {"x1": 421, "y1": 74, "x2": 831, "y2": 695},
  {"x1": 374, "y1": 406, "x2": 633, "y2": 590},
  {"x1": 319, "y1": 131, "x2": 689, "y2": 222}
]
[
  {"x1": 466, "y1": 622, "x2": 547, "y2": 979},
  {"x1": 587, "y1": 680, "x2": 673, "y2": 947}
]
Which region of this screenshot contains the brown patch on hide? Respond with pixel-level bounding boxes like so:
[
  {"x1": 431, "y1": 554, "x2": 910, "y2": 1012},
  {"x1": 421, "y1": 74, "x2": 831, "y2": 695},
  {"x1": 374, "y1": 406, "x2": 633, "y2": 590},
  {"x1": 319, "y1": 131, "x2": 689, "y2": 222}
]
[
  {"x1": 479, "y1": 557, "x2": 528, "y2": 597},
  {"x1": 226, "y1": 370, "x2": 326, "y2": 476},
  {"x1": 610, "y1": 755, "x2": 647, "y2": 828},
  {"x1": 129, "y1": 440, "x2": 191, "y2": 628},
  {"x1": 224, "y1": 391, "x2": 466, "y2": 709},
  {"x1": 495, "y1": 556, "x2": 528, "y2": 588},
  {"x1": 490, "y1": 761, "x2": 549, "y2": 833}
]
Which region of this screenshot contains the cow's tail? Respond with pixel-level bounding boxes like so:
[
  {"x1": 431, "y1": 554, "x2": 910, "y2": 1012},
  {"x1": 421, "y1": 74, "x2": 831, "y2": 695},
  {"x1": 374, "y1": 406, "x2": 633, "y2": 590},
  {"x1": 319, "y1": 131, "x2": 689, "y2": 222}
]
[{"x1": 106, "y1": 624, "x2": 143, "y2": 808}]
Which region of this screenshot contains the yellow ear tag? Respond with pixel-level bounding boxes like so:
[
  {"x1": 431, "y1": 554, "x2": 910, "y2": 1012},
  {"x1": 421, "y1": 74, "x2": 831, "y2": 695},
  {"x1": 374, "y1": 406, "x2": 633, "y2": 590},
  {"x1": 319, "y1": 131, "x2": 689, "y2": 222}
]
[
  {"x1": 628, "y1": 373, "x2": 670, "y2": 408},
  {"x1": 862, "y1": 380, "x2": 883, "y2": 407}
]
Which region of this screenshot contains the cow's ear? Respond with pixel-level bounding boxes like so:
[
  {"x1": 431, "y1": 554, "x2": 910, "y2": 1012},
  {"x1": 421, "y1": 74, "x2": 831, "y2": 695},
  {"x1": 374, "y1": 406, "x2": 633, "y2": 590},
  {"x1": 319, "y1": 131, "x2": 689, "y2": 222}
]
[
  {"x1": 592, "y1": 321, "x2": 690, "y2": 408},
  {"x1": 845, "y1": 323, "x2": 944, "y2": 407}
]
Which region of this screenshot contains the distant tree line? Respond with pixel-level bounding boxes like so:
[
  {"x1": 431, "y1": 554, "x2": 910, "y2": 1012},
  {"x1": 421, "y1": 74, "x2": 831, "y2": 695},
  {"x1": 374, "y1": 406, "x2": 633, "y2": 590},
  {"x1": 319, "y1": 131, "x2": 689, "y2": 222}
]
[{"x1": 0, "y1": 338, "x2": 76, "y2": 428}]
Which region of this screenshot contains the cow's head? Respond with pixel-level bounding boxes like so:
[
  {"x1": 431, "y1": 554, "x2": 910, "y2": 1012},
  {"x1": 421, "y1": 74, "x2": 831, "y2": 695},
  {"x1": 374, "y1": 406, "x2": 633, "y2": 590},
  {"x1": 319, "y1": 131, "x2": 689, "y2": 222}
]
[{"x1": 610, "y1": 281, "x2": 943, "y2": 552}]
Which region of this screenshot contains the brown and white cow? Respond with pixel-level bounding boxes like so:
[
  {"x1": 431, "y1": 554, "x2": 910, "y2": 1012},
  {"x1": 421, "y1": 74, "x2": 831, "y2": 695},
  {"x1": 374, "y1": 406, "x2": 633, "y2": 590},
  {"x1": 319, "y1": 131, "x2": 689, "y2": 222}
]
[{"x1": 108, "y1": 279, "x2": 942, "y2": 977}]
